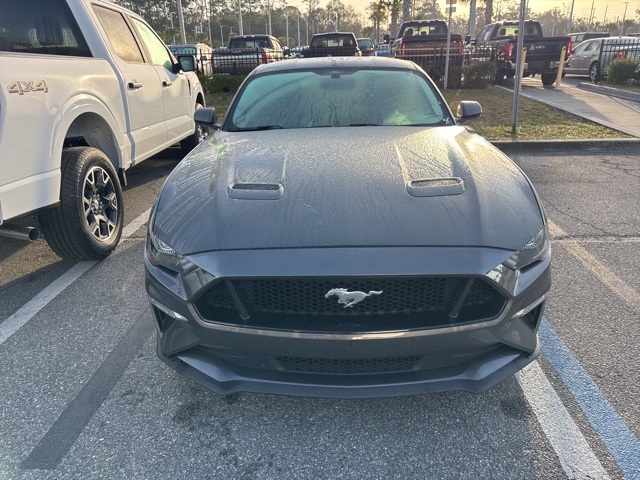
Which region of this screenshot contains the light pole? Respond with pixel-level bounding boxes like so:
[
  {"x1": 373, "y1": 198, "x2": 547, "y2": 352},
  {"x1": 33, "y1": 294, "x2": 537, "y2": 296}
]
[
  {"x1": 176, "y1": 0, "x2": 187, "y2": 43},
  {"x1": 620, "y1": 2, "x2": 629, "y2": 36},
  {"x1": 285, "y1": 8, "x2": 289, "y2": 47},
  {"x1": 238, "y1": 0, "x2": 244, "y2": 35},
  {"x1": 333, "y1": 11, "x2": 338, "y2": 32},
  {"x1": 567, "y1": 0, "x2": 575, "y2": 33}
]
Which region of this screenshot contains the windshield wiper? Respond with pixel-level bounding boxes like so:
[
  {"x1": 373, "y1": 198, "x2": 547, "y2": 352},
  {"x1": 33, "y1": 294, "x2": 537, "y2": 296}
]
[
  {"x1": 229, "y1": 125, "x2": 283, "y2": 132},
  {"x1": 349, "y1": 123, "x2": 379, "y2": 127},
  {"x1": 257, "y1": 125, "x2": 283, "y2": 130}
]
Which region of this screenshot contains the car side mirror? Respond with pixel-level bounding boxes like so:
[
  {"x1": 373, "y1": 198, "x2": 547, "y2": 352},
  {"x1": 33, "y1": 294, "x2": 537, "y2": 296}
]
[
  {"x1": 456, "y1": 101, "x2": 482, "y2": 122},
  {"x1": 464, "y1": 35, "x2": 471, "y2": 44},
  {"x1": 176, "y1": 54, "x2": 197, "y2": 72},
  {"x1": 383, "y1": 34, "x2": 390, "y2": 44},
  {"x1": 283, "y1": 47, "x2": 291, "y2": 57},
  {"x1": 195, "y1": 107, "x2": 218, "y2": 128}
]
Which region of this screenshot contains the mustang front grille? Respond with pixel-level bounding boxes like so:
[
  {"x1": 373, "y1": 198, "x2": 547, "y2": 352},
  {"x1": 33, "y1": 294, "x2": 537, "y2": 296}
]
[
  {"x1": 275, "y1": 355, "x2": 423, "y2": 374},
  {"x1": 193, "y1": 277, "x2": 507, "y2": 332}
]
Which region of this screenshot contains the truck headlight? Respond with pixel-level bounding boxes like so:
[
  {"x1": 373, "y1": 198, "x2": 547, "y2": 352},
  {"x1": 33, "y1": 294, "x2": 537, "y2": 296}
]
[
  {"x1": 146, "y1": 230, "x2": 196, "y2": 275},
  {"x1": 503, "y1": 226, "x2": 550, "y2": 271}
]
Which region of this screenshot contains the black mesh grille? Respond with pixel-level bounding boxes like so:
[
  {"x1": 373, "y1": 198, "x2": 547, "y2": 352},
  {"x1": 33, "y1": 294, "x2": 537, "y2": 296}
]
[
  {"x1": 238, "y1": 277, "x2": 458, "y2": 316},
  {"x1": 275, "y1": 355, "x2": 422, "y2": 374},
  {"x1": 194, "y1": 277, "x2": 506, "y2": 332}
]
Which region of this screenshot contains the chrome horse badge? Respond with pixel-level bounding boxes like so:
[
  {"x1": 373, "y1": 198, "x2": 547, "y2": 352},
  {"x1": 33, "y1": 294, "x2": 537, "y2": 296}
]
[{"x1": 325, "y1": 288, "x2": 383, "y2": 308}]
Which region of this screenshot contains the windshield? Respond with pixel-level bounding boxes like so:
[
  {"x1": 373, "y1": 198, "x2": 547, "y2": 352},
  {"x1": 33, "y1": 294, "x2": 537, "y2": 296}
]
[{"x1": 224, "y1": 67, "x2": 448, "y2": 131}]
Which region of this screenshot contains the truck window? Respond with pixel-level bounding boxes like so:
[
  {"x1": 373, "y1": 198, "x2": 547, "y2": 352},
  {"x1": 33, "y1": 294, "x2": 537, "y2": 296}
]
[
  {"x1": 0, "y1": 0, "x2": 90, "y2": 56},
  {"x1": 93, "y1": 5, "x2": 144, "y2": 63},
  {"x1": 131, "y1": 18, "x2": 173, "y2": 71}
]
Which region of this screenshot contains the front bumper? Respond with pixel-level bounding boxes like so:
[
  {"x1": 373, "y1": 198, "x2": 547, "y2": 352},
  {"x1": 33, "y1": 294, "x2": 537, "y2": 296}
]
[{"x1": 145, "y1": 246, "x2": 551, "y2": 398}]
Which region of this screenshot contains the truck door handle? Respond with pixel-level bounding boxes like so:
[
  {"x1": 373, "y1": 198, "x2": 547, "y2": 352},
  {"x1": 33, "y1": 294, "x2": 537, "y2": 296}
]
[
  {"x1": 128, "y1": 82, "x2": 143, "y2": 89},
  {"x1": 162, "y1": 80, "x2": 173, "y2": 87}
]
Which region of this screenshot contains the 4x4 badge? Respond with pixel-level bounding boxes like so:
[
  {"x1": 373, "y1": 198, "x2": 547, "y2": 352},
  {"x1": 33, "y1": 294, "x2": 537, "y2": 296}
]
[
  {"x1": 325, "y1": 288, "x2": 383, "y2": 308},
  {"x1": 7, "y1": 80, "x2": 49, "y2": 95}
]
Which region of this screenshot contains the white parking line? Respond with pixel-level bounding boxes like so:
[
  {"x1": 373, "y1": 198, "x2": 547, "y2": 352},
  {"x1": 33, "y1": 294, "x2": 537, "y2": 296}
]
[
  {"x1": 549, "y1": 220, "x2": 640, "y2": 310},
  {"x1": 0, "y1": 209, "x2": 151, "y2": 346},
  {"x1": 518, "y1": 362, "x2": 610, "y2": 480}
]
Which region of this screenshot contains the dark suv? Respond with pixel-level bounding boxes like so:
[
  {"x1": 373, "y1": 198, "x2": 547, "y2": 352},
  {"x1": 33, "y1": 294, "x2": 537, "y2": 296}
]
[
  {"x1": 302, "y1": 32, "x2": 361, "y2": 57},
  {"x1": 357, "y1": 37, "x2": 375, "y2": 56}
]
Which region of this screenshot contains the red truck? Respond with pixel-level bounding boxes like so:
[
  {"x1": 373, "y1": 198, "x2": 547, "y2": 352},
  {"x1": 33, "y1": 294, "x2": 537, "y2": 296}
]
[{"x1": 388, "y1": 20, "x2": 464, "y2": 82}]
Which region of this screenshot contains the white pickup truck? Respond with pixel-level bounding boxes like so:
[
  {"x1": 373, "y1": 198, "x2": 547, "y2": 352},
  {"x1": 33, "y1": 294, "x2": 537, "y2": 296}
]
[{"x1": 0, "y1": 0, "x2": 206, "y2": 260}]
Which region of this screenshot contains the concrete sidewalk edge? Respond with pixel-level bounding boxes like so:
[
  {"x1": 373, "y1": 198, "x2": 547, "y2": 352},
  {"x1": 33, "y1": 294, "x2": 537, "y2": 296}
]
[
  {"x1": 491, "y1": 138, "x2": 640, "y2": 153},
  {"x1": 578, "y1": 82, "x2": 640, "y2": 103}
]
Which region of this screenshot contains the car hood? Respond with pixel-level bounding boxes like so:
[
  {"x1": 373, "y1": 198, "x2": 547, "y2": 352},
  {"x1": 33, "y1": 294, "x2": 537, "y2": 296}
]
[{"x1": 152, "y1": 126, "x2": 544, "y2": 255}]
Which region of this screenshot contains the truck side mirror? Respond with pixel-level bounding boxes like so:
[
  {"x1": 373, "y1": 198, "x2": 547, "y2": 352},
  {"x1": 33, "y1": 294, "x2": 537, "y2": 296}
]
[
  {"x1": 464, "y1": 35, "x2": 471, "y2": 45},
  {"x1": 176, "y1": 54, "x2": 197, "y2": 72},
  {"x1": 383, "y1": 34, "x2": 390, "y2": 44}
]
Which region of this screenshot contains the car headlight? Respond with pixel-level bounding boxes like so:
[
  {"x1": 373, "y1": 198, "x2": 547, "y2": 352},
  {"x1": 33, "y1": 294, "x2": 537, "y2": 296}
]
[
  {"x1": 146, "y1": 230, "x2": 197, "y2": 275},
  {"x1": 503, "y1": 226, "x2": 550, "y2": 271}
]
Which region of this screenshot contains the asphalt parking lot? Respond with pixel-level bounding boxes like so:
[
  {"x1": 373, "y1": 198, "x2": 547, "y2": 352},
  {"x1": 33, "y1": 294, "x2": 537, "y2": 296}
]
[{"x1": 1, "y1": 143, "x2": 639, "y2": 479}]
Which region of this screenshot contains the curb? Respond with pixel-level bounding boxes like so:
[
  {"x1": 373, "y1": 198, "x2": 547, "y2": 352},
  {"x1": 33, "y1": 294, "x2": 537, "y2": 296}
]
[
  {"x1": 491, "y1": 138, "x2": 640, "y2": 153},
  {"x1": 577, "y1": 82, "x2": 640, "y2": 103}
]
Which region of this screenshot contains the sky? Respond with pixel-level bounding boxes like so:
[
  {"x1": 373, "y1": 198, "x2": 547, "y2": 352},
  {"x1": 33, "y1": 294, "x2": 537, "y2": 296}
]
[{"x1": 286, "y1": 0, "x2": 638, "y2": 25}]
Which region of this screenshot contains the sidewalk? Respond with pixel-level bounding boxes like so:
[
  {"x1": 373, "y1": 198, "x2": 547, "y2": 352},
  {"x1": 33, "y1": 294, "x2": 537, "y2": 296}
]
[{"x1": 502, "y1": 78, "x2": 640, "y2": 138}]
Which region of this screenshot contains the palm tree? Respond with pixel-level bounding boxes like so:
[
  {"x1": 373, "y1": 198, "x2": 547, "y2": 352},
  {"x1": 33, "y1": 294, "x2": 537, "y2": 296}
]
[{"x1": 366, "y1": 0, "x2": 388, "y2": 43}]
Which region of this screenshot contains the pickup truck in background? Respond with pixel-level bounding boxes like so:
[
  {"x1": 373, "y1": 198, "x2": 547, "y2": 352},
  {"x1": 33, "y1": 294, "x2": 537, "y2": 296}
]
[
  {"x1": 212, "y1": 35, "x2": 289, "y2": 75},
  {"x1": 388, "y1": 20, "x2": 464, "y2": 82},
  {"x1": 470, "y1": 20, "x2": 570, "y2": 85},
  {"x1": 0, "y1": 0, "x2": 206, "y2": 260},
  {"x1": 302, "y1": 32, "x2": 361, "y2": 57}
]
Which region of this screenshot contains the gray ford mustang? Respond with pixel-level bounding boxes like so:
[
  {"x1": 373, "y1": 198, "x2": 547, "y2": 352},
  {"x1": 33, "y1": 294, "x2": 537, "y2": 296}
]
[{"x1": 145, "y1": 57, "x2": 551, "y2": 398}]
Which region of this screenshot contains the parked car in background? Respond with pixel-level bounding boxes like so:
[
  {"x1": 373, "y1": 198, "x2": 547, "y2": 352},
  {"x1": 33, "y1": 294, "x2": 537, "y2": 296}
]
[
  {"x1": 564, "y1": 36, "x2": 640, "y2": 81},
  {"x1": 302, "y1": 32, "x2": 361, "y2": 57},
  {"x1": 567, "y1": 32, "x2": 609, "y2": 49},
  {"x1": 168, "y1": 42, "x2": 214, "y2": 75},
  {"x1": 145, "y1": 56, "x2": 551, "y2": 398},
  {"x1": 375, "y1": 43, "x2": 390, "y2": 56},
  {"x1": 357, "y1": 37, "x2": 375, "y2": 56},
  {"x1": 470, "y1": 20, "x2": 570, "y2": 85},
  {"x1": 388, "y1": 20, "x2": 464, "y2": 83},
  {"x1": 212, "y1": 34, "x2": 289, "y2": 75}
]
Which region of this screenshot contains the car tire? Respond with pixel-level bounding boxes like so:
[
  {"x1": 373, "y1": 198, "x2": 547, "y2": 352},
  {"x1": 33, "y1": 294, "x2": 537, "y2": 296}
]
[
  {"x1": 541, "y1": 73, "x2": 556, "y2": 85},
  {"x1": 180, "y1": 103, "x2": 208, "y2": 156},
  {"x1": 38, "y1": 147, "x2": 124, "y2": 261},
  {"x1": 494, "y1": 68, "x2": 506, "y2": 86},
  {"x1": 589, "y1": 62, "x2": 599, "y2": 83}
]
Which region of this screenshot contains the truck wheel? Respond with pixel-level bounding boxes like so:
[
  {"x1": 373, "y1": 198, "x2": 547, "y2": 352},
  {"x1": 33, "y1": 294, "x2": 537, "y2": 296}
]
[
  {"x1": 494, "y1": 69, "x2": 506, "y2": 86},
  {"x1": 589, "y1": 62, "x2": 599, "y2": 83},
  {"x1": 180, "y1": 103, "x2": 208, "y2": 156},
  {"x1": 38, "y1": 147, "x2": 123, "y2": 261},
  {"x1": 541, "y1": 73, "x2": 556, "y2": 85}
]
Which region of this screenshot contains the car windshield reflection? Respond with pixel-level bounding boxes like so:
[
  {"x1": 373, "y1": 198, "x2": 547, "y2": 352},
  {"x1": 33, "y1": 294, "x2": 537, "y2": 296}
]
[{"x1": 224, "y1": 67, "x2": 448, "y2": 131}]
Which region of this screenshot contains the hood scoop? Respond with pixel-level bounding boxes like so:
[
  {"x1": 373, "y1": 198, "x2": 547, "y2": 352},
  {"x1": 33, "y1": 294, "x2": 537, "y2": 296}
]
[
  {"x1": 407, "y1": 178, "x2": 464, "y2": 197},
  {"x1": 227, "y1": 182, "x2": 284, "y2": 200}
]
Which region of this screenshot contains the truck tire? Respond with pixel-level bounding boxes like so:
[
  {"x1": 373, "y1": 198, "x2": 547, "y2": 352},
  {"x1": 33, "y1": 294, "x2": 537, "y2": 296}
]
[
  {"x1": 180, "y1": 103, "x2": 208, "y2": 156},
  {"x1": 494, "y1": 68, "x2": 506, "y2": 86},
  {"x1": 541, "y1": 73, "x2": 556, "y2": 85},
  {"x1": 38, "y1": 147, "x2": 123, "y2": 261}
]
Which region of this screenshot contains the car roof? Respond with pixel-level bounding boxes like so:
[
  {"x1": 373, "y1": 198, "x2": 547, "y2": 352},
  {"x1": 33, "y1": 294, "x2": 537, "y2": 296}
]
[{"x1": 248, "y1": 56, "x2": 419, "y2": 75}]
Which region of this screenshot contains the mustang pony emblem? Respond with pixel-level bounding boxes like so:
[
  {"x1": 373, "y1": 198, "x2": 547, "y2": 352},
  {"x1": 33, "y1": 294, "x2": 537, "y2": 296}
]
[{"x1": 325, "y1": 288, "x2": 383, "y2": 308}]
